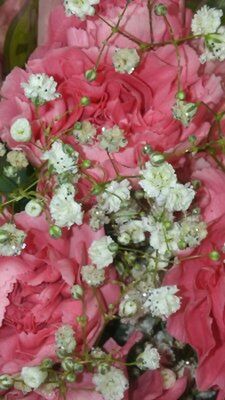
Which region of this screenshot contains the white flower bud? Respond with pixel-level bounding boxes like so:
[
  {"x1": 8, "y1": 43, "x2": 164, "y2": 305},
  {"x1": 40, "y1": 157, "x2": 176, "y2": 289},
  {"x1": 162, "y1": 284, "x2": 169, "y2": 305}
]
[
  {"x1": 21, "y1": 366, "x2": 47, "y2": 389},
  {"x1": 25, "y1": 200, "x2": 43, "y2": 217},
  {"x1": 137, "y1": 344, "x2": 160, "y2": 370},
  {"x1": 71, "y1": 284, "x2": 84, "y2": 299},
  {"x1": 10, "y1": 118, "x2": 32, "y2": 142},
  {"x1": 119, "y1": 299, "x2": 138, "y2": 317}
]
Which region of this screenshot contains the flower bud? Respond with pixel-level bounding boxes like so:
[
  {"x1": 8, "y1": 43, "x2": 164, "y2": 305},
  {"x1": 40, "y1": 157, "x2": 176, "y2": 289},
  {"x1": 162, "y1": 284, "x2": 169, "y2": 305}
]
[
  {"x1": 65, "y1": 372, "x2": 76, "y2": 382},
  {"x1": 0, "y1": 374, "x2": 13, "y2": 389},
  {"x1": 119, "y1": 299, "x2": 138, "y2": 317},
  {"x1": 151, "y1": 152, "x2": 165, "y2": 166},
  {"x1": 142, "y1": 144, "x2": 153, "y2": 155},
  {"x1": 118, "y1": 232, "x2": 130, "y2": 245},
  {"x1": 41, "y1": 358, "x2": 54, "y2": 369},
  {"x1": 178, "y1": 240, "x2": 187, "y2": 250},
  {"x1": 62, "y1": 357, "x2": 75, "y2": 372},
  {"x1": 49, "y1": 225, "x2": 62, "y2": 239},
  {"x1": 108, "y1": 242, "x2": 119, "y2": 253},
  {"x1": 98, "y1": 363, "x2": 111, "y2": 375},
  {"x1": 85, "y1": 69, "x2": 97, "y2": 82},
  {"x1": 81, "y1": 159, "x2": 91, "y2": 169},
  {"x1": 73, "y1": 362, "x2": 84, "y2": 373},
  {"x1": 25, "y1": 200, "x2": 42, "y2": 217},
  {"x1": 71, "y1": 284, "x2": 84, "y2": 300},
  {"x1": 209, "y1": 250, "x2": 220, "y2": 261},
  {"x1": 80, "y1": 96, "x2": 90, "y2": 106},
  {"x1": 176, "y1": 90, "x2": 186, "y2": 100},
  {"x1": 188, "y1": 135, "x2": 197, "y2": 144},
  {"x1": 92, "y1": 184, "x2": 104, "y2": 195},
  {"x1": 63, "y1": 143, "x2": 75, "y2": 156},
  {"x1": 74, "y1": 121, "x2": 82, "y2": 130},
  {"x1": 154, "y1": 3, "x2": 167, "y2": 16},
  {"x1": 0, "y1": 229, "x2": 9, "y2": 244}
]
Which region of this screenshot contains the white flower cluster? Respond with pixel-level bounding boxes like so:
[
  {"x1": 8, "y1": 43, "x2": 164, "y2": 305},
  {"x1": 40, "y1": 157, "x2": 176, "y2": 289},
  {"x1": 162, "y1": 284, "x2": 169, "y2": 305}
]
[
  {"x1": 112, "y1": 48, "x2": 140, "y2": 74},
  {"x1": 64, "y1": 0, "x2": 100, "y2": 19},
  {"x1": 143, "y1": 286, "x2": 181, "y2": 319},
  {"x1": 99, "y1": 180, "x2": 131, "y2": 214},
  {"x1": 42, "y1": 140, "x2": 79, "y2": 175},
  {"x1": 99, "y1": 125, "x2": 127, "y2": 153},
  {"x1": 7, "y1": 151, "x2": 28, "y2": 170},
  {"x1": 93, "y1": 366, "x2": 129, "y2": 400},
  {"x1": 22, "y1": 73, "x2": 60, "y2": 105},
  {"x1": 10, "y1": 118, "x2": 32, "y2": 142},
  {"x1": 81, "y1": 264, "x2": 105, "y2": 287},
  {"x1": 136, "y1": 344, "x2": 160, "y2": 370},
  {"x1": 55, "y1": 324, "x2": 76, "y2": 354},
  {"x1": 50, "y1": 183, "x2": 83, "y2": 228},
  {"x1": 73, "y1": 121, "x2": 96, "y2": 144},
  {"x1": 21, "y1": 366, "x2": 47, "y2": 389},
  {"x1": 191, "y1": 6, "x2": 225, "y2": 63},
  {"x1": 0, "y1": 223, "x2": 26, "y2": 256},
  {"x1": 172, "y1": 100, "x2": 198, "y2": 127},
  {"x1": 88, "y1": 236, "x2": 117, "y2": 269},
  {"x1": 140, "y1": 161, "x2": 195, "y2": 211}
]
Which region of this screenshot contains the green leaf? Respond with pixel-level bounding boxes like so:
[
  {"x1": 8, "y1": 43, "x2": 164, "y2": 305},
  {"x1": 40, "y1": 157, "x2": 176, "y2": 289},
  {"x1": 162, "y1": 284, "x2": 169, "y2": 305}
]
[{"x1": 3, "y1": 0, "x2": 39, "y2": 76}]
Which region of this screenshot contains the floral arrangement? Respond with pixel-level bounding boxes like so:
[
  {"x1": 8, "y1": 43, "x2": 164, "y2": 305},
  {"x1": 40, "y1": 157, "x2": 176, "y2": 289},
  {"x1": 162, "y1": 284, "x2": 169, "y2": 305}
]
[{"x1": 1, "y1": 0, "x2": 225, "y2": 399}]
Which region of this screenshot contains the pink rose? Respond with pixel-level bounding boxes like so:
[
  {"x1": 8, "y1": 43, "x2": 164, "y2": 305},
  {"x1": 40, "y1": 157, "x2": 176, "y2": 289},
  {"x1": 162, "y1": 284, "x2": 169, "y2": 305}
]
[
  {"x1": 0, "y1": 213, "x2": 120, "y2": 374},
  {"x1": 164, "y1": 215, "x2": 225, "y2": 396}
]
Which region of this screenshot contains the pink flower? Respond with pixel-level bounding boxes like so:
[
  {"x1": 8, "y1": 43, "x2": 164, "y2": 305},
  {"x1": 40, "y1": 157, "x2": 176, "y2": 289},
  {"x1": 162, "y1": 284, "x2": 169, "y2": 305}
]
[
  {"x1": 0, "y1": 213, "x2": 120, "y2": 374},
  {"x1": 164, "y1": 215, "x2": 225, "y2": 395}
]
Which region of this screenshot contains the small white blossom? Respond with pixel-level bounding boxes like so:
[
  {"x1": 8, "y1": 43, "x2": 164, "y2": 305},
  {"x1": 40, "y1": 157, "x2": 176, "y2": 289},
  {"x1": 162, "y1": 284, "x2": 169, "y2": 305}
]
[
  {"x1": 137, "y1": 344, "x2": 160, "y2": 370},
  {"x1": 0, "y1": 223, "x2": 26, "y2": 256},
  {"x1": 21, "y1": 367, "x2": 47, "y2": 389},
  {"x1": 179, "y1": 215, "x2": 207, "y2": 248},
  {"x1": 42, "y1": 141, "x2": 78, "y2": 175},
  {"x1": 140, "y1": 162, "x2": 177, "y2": 205},
  {"x1": 81, "y1": 264, "x2": 105, "y2": 287},
  {"x1": 73, "y1": 121, "x2": 96, "y2": 144},
  {"x1": 55, "y1": 324, "x2": 76, "y2": 353},
  {"x1": 64, "y1": 0, "x2": 100, "y2": 19},
  {"x1": 164, "y1": 183, "x2": 195, "y2": 212},
  {"x1": 7, "y1": 151, "x2": 28, "y2": 170},
  {"x1": 0, "y1": 143, "x2": 6, "y2": 157},
  {"x1": 50, "y1": 183, "x2": 83, "y2": 228},
  {"x1": 93, "y1": 366, "x2": 129, "y2": 400},
  {"x1": 21, "y1": 73, "x2": 60, "y2": 105},
  {"x1": 88, "y1": 236, "x2": 117, "y2": 269},
  {"x1": 119, "y1": 298, "x2": 138, "y2": 318},
  {"x1": 191, "y1": 6, "x2": 223, "y2": 35},
  {"x1": 149, "y1": 222, "x2": 181, "y2": 255},
  {"x1": 201, "y1": 26, "x2": 225, "y2": 63},
  {"x1": 172, "y1": 100, "x2": 198, "y2": 127},
  {"x1": 99, "y1": 125, "x2": 127, "y2": 153},
  {"x1": 25, "y1": 200, "x2": 43, "y2": 218},
  {"x1": 144, "y1": 286, "x2": 181, "y2": 319},
  {"x1": 119, "y1": 220, "x2": 145, "y2": 244},
  {"x1": 10, "y1": 118, "x2": 32, "y2": 142},
  {"x1": 99, "y1": 180, "x2": 131, "y2": 213},
  {"x1": 148, "y1": 251, "x2": 169, "y2": 271},
  {"x1": 89, "y1": 206, "x2": 110, "y2": 231},
  {"x1": 112, "y1": 48, "x2": 140, "y2": 74}
]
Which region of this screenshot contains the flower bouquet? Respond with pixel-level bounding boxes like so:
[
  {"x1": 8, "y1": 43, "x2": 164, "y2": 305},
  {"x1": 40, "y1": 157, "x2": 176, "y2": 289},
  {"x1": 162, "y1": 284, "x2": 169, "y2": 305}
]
[{"x1": 1, "y1": 0, "x2": 225, "y2": 399}]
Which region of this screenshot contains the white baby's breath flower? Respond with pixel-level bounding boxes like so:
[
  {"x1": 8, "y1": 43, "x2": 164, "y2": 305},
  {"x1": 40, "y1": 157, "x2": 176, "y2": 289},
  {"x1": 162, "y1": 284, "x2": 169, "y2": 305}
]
[
  {"x1": 7, "y1": 150, "x2": 28, "y2": 170},
  {"x1": 99, "y1": 125, "x2": 127, "y2": 153},
  {"x1": 81, "y1": 264, "x2": 105, "y2": 287},
  {"x1": 21, "y1": 367, "x2": 47, "y2": 389},
  {"x1": 0, "y1": 143, "x2": 6, "y2": 157},
  {"x1": 99, "y1": 180, "x2": 131, "y2": 213},
  {"x1": 112, "y1": 48, "x2": 140, "y2": 74},
  {"x1": 172, "y1": 100, "x2": 198, "y2": 127},
  {"x1": 179, "y1": 215, "x2": 207, "y2": 248},
  {"x1": 42, "y1": 141, "x2": 78, "y2": 175},
  {"x1": 10, "y1": 118, "x2": 32, "y2": 142},
  {"x1": 25, "y1": 200, "x2": 43, "y2": 218},
  {"x1": 89, "y1": 206, "x2": 110, "y2": 231},
  {"x1": 64, "y1": 0, "x2": 100, "y2": 19},
  {"x1": 164, "y1": 183, "x2": 195, "y2": 212},
  {"x1": 201, "y1": 26, "x2": 225, "y2": 63},
  {"x1": 22, "y1": 73, "x2": 60, "y2": 105},
  {"x1": 73, "y1": 120, "x2": 96, "y2": 144},
  {"x1": 119, "y1": 220, "x2": 145, "y2": 244},
  {"x1": 93, "y1": 366, "x2": 129, "y2": 400},
  {"x1": 55, "y1": 324, "x2": 76, "y2": 353},
  {"x1": 140, "y1": 162, "x2": 177, "y2": 204},
  {"x1": 50, "y1": 183, "x2": 83, "y2": 228},
  {"x1": 119, "y1": 298, "x2": 138, "y2": 318},
  {"x1": 191, "y1": 5, "x2": 223, "y2": 35},
  {"x1": 144, "y1": 286, "x2": 181, "y2": 319},
  {"x1": 0, "y1": 223, "x2": 26, "y2": 256},
  {"x1": 149, "y1": 221, "x2": 181, "y2": 255},
  {"x1": 88, "y1": 236, "x2": 117, "y2": 269},
  {"x1": 137, "y1": 344, "x2": 160, "y2": 370}
]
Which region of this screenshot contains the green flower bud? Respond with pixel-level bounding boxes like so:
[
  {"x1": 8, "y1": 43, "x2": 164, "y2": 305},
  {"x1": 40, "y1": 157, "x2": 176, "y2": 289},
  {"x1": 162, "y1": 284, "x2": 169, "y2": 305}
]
[
  {"x1": 154, "y1": 3, "x2": 167, "y2": 16},
  {"x1": 74, "y1": 121, "x2": 82, "y2": 130},
  {"x1": 0, "y1": 374, "x2": 13, "y2": 389},
  {"x1": 91, "y1": 184, "x2": 105, "y2": 195},
  {"x1": 188, "y1": 135, "x2": 197, "y2": 144},
  {"x1": 73, "y1": 362, "x2": 84, "y2": 373},
  {"x1": 49, "y1": 225, "x2": 62, "y2": 239},
  {"x1": 142, "y1": 144, "x2": 153, "y2": 155},
  {"x1": 81, "y1": 159, "x2": 91, "y2": 169},
  {"x1": 209, "y1": 250, "x2": 220, "y2": 261},
  {"x1": 62, "y1": 357, "x2": 75, "y2": 372},
  {"x1": 65, "y1": 372, "x2": 76, "y2": 382},
  {"x1": 98, "y1": 363, "x2": 111, "y2": 375},
  {"x1": 134, "y1": 190, "x2": 144, "y2": 200},
  {"x1": 63, "y1": 143, "x2": 75, "y2": 156},
  {"x1": 71, "y1": 284, "x2": 84, "y2": 300},
  {"x1": 178, "y1": 240, "x2": 187, "y2": 250},
  {"x1": 85, "y1": 69, "x2": 97, "y2": 82},
  {"x1": 108, "y1": 242, "x2": 119, "y2": 253},
  {"x1": 80, "y1": 96, "x2": 90, "y2": 106},
  {"x1": 151, "y1": 152, "x2": 165, "y2": 166},
  {"x1": 41, "y1": 358, "x2": 54, "y2": 369},
  {"x1": 176, "y1": 90, "x2": 186, "y2": 100},
  {"x1": 164, "y1": 221, "x2": 173, "y2": 230},
  {"x1": 191, "y1": 179, "x2": 201, "y2": 190}
]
